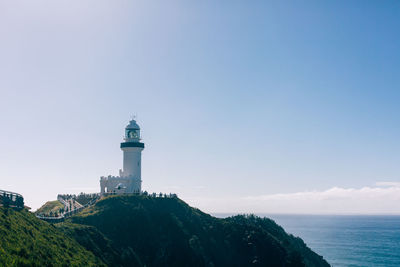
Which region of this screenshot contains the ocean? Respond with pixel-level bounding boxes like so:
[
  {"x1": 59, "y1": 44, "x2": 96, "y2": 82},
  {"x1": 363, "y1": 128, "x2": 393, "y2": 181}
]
[{"x1": 213, "y1": 214, "x2": 400, "y2": 267}]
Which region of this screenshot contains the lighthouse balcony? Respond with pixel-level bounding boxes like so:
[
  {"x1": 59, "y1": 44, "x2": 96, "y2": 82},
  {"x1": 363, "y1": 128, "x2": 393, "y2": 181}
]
[{"x1": 120, "y1": 142, "x2": 145, "y2": 148}]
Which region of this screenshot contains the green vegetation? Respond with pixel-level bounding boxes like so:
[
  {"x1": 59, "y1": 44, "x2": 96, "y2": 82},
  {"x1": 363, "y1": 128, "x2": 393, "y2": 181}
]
[
  {"x1": 1, "y1": 195, "x2": 329, "y2": 266},
  {"x1": 35, "y1": 200, "x2": 64, "y2": 216},
  {"x1": 74, "y1": 193, "x2": 99, "y2": 206},
  {"x1": 0, "y1": 207, "x2": 103, "y2": 266},
  {"x1": 57, "y1": 195, "x2": 329, "y2": 267}
]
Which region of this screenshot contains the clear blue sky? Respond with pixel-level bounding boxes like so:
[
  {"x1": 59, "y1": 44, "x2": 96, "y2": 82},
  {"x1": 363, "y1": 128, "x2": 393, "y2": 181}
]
[{"x1": 1, "y1": 1, "x2": 400, "y2": 213}]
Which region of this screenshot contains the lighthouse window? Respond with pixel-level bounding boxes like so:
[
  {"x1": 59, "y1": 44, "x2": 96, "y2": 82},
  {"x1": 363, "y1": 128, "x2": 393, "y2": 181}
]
[{"x1": 127, "y1": 130, "x2": 139, "y2": 139}]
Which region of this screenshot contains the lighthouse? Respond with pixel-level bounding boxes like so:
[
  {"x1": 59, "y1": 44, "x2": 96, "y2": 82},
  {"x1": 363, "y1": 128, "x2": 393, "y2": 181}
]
[{"x1": 100, "y1": 119, "x2": 145, "y2": 195}]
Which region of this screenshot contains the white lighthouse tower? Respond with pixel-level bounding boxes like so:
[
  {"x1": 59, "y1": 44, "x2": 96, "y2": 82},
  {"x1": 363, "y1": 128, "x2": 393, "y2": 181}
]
[{"x1": 100, "y1": 119, "x2": 145, "y2": 195}]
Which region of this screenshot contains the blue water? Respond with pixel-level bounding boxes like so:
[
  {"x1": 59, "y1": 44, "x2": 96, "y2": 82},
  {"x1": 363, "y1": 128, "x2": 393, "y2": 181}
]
[{"x1": 213, "y1": 214, "x2": 400, "y2": 267}]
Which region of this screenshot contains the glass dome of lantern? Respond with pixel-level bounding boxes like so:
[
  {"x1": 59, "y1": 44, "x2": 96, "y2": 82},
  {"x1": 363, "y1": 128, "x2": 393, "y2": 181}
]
[{"x1": 125, "y1": 119, "x2": 141, "y2": 142}]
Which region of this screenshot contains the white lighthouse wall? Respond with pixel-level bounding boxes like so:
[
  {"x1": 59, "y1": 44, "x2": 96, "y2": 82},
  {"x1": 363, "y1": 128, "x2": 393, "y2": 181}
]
[{"x1": 122, "y1": 147, "x2": 143, "y2": 179}]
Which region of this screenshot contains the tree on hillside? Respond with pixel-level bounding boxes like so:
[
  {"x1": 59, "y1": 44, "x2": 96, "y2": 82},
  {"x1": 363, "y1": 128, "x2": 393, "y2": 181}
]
[
  {"x1": 15, "y1": 196, "x2": 24, "y2": 208},
  {"x1": 3, "y1": 195, "x2": 10, "y2": 208}
]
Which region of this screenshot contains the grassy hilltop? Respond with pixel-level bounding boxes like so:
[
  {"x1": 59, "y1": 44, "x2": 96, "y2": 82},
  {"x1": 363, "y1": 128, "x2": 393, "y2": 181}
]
[
  {"x1": 58, "y1": 195, "x2": 329, "y2": 267},
  {"x1": 1, "y1": 195, "x2": 330, "y2": 266},
  {"x1": 34, "y1": 200, "x2": 64, "y2": 216}
]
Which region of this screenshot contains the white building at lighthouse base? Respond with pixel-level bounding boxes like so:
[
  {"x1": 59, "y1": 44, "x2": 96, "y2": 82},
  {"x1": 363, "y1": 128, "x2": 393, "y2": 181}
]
[{"x1": 100, "y1": 175, "x2": 141, "y2": 195}]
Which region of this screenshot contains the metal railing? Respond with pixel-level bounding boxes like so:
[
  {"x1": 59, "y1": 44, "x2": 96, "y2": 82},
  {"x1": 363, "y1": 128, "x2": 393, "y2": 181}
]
[
  {"x1": 36, "y1": 191, "x2": 179, "y2": 223},
  {"x1": 36, "y1": 194, "x2": 100, "y2": 223},
  {"x1": 0, "y1": 189, "x2": 24, "y2": 208}
]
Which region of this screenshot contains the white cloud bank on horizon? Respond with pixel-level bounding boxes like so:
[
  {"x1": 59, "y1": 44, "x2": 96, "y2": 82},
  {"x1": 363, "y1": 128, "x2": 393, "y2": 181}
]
[{"x1": 186, "y1": 182, "x2": 400, "y2": 215}]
